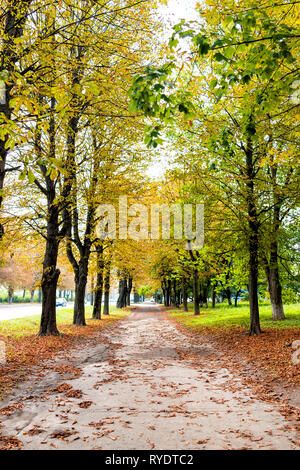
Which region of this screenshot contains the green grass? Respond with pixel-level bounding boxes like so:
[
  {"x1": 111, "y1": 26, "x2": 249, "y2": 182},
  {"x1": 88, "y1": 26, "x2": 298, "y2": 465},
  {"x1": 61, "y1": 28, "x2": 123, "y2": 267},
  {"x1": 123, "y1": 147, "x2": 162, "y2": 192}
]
[
  {"x1": 0, "y1": 305, "x2": 127, "y2": 339},
  {"x1": 168, "y1": 301, "x2": 300, "y2": 331}
]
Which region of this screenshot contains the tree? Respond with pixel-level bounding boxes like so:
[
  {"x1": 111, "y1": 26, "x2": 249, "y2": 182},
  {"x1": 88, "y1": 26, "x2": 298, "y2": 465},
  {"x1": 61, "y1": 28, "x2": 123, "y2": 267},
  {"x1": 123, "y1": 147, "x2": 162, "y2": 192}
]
[{"x1": 129, "y1": 1, "x2": 300, "y2": 334}]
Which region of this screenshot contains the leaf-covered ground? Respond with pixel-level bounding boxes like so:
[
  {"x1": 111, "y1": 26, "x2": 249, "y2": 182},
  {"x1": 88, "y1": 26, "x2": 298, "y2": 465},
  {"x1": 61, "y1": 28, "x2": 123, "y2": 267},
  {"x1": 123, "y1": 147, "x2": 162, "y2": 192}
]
[
  {"x1": 168, "y1": 303, "x2": 300, "y2": 387},
  {"x1": 0, "y1": 303, "x2": 299, "y2": 450},
  {"x1": 0, "y1": 307, "x2": 130, "y2": 399}
]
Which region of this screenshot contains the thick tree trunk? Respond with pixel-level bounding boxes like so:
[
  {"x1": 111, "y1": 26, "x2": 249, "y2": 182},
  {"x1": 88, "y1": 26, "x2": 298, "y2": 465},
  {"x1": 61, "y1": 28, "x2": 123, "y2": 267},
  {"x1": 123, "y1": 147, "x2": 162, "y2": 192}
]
[
  {"x1": 39, "y1": 266, "x2": 60, "y2": 336},
  {"x1": 162, "y1": 289, "x2": 167, "y2": 306},
  {"x1": 174, "y1": 279, "x2": 180, "y2": 308},
  {"x1": 203, "y1": 280, "x2": 210, "y2": 308},
  {"x1": 193, "y1": 268, "x2": 200, "y2": 315},
  {"x1": 171, "y1": 279, "x2": 176, "y2": 307},
  {"x1": 162, "y1": 280, "x2": 167, "y2": 306},
  {"x1": 73, "y1": 262, "x2": 88, "y2": 326},
  {"x1": 264, "y1": 204, "x2": 285, "y2": 320},
  {"x1": 92, "y1": 274, "x2": 103, "y2": 319},
  {"x1": 93, "y1": 244, "x2": 104, "y2": 319},
  {"x1": 212, "y1": 285, "x2": 216, "y2": 308},
  {"x1": 166, "y1": 279, "x2": 171, "y2": 307},
  {"x1": 249, "y1": 245, "x2": 260, "y2": 335},
  {"x1": 225, "y1": 287, "x2": 232, "y2": 306},
  {"x1": 265, "y1": 252, "x2": 285, "y2": 320},
  {"x1": 30, "y1": 289, "x2": 34, "y2": 303},
  {"x1": 39, "y1": 201, "x2": 60, "y2": 336},
  {"x1": 117, "y1": 277, "x2": 127, "y2": 308},
  {"x1": 127, "y1": 277, "x2": 133, "y2": 306},
  {"x1": 103, "y1": 271, "x2": 110, "y2": 315},
  {"x1": 245, "y1": 129, "x2": 261, "y2": 336}
]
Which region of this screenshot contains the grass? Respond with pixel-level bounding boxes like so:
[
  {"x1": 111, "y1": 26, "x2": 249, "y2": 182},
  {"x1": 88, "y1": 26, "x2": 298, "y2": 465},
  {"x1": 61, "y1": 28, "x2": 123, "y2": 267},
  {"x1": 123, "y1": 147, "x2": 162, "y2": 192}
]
[
  {"x1": 168, "y1": 301, "x2": 300, "y2": 331},
  {"x1": 0, "y1": 305, "x2": 129, "y2": 339}
]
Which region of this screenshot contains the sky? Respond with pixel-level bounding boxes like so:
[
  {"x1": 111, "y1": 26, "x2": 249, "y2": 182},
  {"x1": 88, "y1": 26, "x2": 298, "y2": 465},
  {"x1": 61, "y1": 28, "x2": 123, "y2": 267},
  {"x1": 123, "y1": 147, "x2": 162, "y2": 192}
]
[{"x1": 145, "y1": 0, "x2": 198, "y2": 180}]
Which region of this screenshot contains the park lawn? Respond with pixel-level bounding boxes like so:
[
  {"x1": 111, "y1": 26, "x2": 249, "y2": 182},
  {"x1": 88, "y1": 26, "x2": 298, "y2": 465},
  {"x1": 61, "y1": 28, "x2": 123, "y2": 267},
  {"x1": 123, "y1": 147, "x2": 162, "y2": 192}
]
[
  {"x1": 168, "y1": 302, "x2": 300, "y2": 331},
  {"x1": 168, "y1": 302, "x2": 300, "y2": 386},
  {"x1": 0, "y1": 306, "x2": 130, "y2": 399},
  {"x1": 0, "y1": 305, "x2": 128, "y2": 339}
]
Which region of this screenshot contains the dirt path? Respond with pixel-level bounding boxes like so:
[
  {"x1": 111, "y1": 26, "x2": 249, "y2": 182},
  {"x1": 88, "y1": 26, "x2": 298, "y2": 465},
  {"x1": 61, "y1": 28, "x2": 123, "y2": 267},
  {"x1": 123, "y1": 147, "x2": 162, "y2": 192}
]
[{"x1": 0, "y1": 303, "x2": 299, "y2": 450}]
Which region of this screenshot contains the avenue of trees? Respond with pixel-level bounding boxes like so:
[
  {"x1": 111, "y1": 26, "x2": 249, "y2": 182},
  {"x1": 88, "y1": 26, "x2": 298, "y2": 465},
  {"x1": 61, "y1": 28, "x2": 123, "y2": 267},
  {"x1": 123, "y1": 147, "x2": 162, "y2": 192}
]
[{"x1": 0, "y1": 0, "x2": 299, "y2": 337}]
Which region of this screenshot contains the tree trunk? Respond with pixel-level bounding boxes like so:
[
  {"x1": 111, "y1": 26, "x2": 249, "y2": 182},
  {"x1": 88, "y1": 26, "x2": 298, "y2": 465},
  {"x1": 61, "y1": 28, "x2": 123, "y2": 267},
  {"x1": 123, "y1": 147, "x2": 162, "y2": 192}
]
[
  {"x1": 93, "y1": 244, "x2": 104, "y2": 319},
  {"x1": 162, "y1": 280, "x2": 167, "y2": 306},
  {"x1": 265, "y1": 251, "x2": 285, "y2": 320},
  {"x1": 127, "y1": 277, "x2": 133, "y2": 306},
  {"x1": 103, "y1": 271, "x2": 110, "y2": 315},
  {"x1": 39, "y1": 266, "x2": 60, "y2": 336},
  {"x1": 8, "y1": 286, "x2": 13, "y2": 304},
  {"x1": 193, "y1": 268, "x2": 200, "y2": 315},
  {"x1": 39, "y1": 202, "x2": 60, "y2": 336},
  {"x1": 212, "y1": 285, "x2": 216, "y2": 308},
  {"x1": 73, "y1": 262, "x2": 88, "y2": 326},
  {"x1": 166, "y1": 279, "x2": 171, "y2": 307},
  {"x1": 245, "y1": 129, "x2": 261, "y2": 335},
  {"x1": 38, "y1": 287, "x2": 42, "y2": 303},
  {"x1": 90, "y1": 277, "x2": 94, "y2": 306},
  {"x1": 117, "y1": 277, "x2": 127, "y2": 308},
  {"x1": 264, "y1": 198, "x2": 285, "y2": 320},
  {"x1": 203, "y1": 280, "x2": 210, "y2": 308},
  {"x1": 234, "y1": 290, "x2": 241, "y2": 307},
  {"x1": 174, "y1": 279, "x2": 180, "y2": 308},
  {"x1": 182, "y1": 279, "x2": 188, "y2": 312},
  {"x1": 30, "y1": 289, "x2": 35, "y2": 303},
  {"x1": 225, "y1": 287, "x2": 232, "y2": 306}
]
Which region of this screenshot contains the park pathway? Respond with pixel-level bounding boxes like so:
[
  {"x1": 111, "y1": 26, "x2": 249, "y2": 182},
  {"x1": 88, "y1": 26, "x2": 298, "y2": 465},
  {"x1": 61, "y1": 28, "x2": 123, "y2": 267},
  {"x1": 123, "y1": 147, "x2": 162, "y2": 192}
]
[{"x1": 0, "y1": 303, "x2": 299, "y2": 450}]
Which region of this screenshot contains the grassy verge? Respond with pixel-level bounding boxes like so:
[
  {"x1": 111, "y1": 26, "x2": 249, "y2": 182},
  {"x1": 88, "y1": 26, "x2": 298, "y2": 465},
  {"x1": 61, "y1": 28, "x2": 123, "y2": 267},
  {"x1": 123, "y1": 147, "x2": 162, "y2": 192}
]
[
  {"x1": 167, "y1": 302, "x2": 300, "y2": 386},
  {"x1": 0, "y1": 306, "x2": 128, "y2": 339},
  {"x1": 0, "y1": 306, "x2": 130, "y2": 399},
  {"x1": 168, "y1": 302, "x2": 300, "y2": 331}
]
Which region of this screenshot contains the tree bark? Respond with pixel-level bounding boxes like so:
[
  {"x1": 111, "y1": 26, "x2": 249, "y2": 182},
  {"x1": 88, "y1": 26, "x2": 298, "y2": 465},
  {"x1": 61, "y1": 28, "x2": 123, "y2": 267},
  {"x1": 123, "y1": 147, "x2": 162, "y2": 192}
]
[
  {"x1": 39, "y1": 186, "x2": 60, "y2": 336},
  {"x1": 73, "y1": 260, "x2": 88, "y2": 326},
  {"x1": 93, "y1": 244, "x2": 104, "y2": 319},
  {"x1": 117, "y1": 277, "x2": 127, "y2": 308},
  {"x1": 234, "y1": 290, "x2": 241, "y2": 307},
  {"x1": 212, "y1": 285, "x2": 216, "y2": 308},
  {"x1": 264, "y1": 187, "x2": 285, "y2": 320},
  {"x1": 127, "y1": 277, "x2": 133, "y2": 306},
  {"x1": 182, "y1": 278, "x2": 188, "y2": 312},
  {"x1": 193, "y1": 268, "x2": 200, "y2": 315},
  {"x1": 30, "y1": 289, "x2": 35, "y2": 303},
  {"x1": 103, "y1": 270, "x2": 110, "y2": 315},
  {"x1": 265, "y1": 251, "x2": 285, "y2": 320},
  {"x1": 225, "y1": 287, "x2": 232, "y2": 306},
  {"x1": 245, "y1": 128, "x2": 261, "y2": 335},
  {"x1": 90, "y1": 278, "x2": 94, "y2": 306},
  {"x1": 166, "y1": 279, "x2": 171, "y2": 307},
  {"x1": 8, "y1": 286, "x2": 13, "y2": 304}
]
